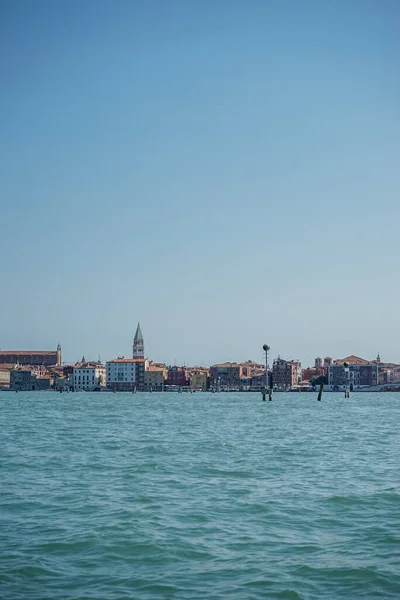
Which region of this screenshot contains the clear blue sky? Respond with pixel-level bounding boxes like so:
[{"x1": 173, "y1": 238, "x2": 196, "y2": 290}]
[{"x1": 1, "y1": 0, "x2": 399, "y2": 366}]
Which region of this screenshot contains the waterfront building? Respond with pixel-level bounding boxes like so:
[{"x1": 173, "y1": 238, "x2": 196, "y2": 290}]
[
  {"x1": 9, "y1": 367, "x2": 51, "y2": 391},
  {"x1": 272, "y1": 358, "x2": 302, "y2": 390},
  {"x1": 189, "y1": 370, "x2": 209, "y2": 391},
  {"x1": 10, "y1": 368, "x2": 33, "y2": 391},
  {"x1": 328, "y1": 356, "x2": 378, "y2": 389},
  {"x1": 0, "y1": 344, "x2": 61, "y2": 367},
  {"x1": 167, "y1": 366, "x2": 189, "y2": 388},
  {"x1": 251, "y1": 370, "x2": 268, "y2": 389},
  {"x1": 377, "y1": 362, "x2": 400, "y2": 385},
  {"x1": 106, "y1": 358, "x2": 145, "y2": 391},
  {"x1": 34, "y1": 375, "x2": 52, "y2": 390},
  {"x1": 389, "y1": 366, "x2": 400, "y2": 383},
  {"x1": 73, "y1": 362, "x2": 106, "y2": 391},
  {"x1": 368, "y1": 354, "x2": 400, "y2": 385},
  {"x1": 144, "y1": 362, "x2": 167, "y2": 391},
  {"x1": 210, "y1": 361, "x2": 262, "y2": 389},
  {"x1": 0, "y1": 365, "x2": 12, "y2": 388},
  {"x1": 54, "y1": 375, "x2": 69, "y2": 391},
  {"x1": 210, "y1": 363, "x2": 234, "y2": 388}
]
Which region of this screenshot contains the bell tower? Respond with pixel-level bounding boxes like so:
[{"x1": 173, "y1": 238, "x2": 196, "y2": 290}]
[{"x1": 133, "y1": 323, "x2": 144, "y2": 359}]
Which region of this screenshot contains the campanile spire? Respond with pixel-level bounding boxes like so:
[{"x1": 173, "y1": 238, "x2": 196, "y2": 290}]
[{"x1": 133, "y1": 322, "x2": 144, "y2": 359}]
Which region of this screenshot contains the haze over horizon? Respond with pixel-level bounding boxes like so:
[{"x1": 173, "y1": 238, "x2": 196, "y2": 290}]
[{"x1": 1, "y1": 0, "x2": 399, "y2": 367}]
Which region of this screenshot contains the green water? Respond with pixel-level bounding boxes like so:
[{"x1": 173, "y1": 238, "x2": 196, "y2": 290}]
[{"x1": 1, "y1": 392, "x2": 399, "y2": 599}]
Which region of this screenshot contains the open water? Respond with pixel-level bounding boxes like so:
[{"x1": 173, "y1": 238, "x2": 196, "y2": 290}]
[{"x1": 1, "y1": 391, "x2": 400, "y2": 600}]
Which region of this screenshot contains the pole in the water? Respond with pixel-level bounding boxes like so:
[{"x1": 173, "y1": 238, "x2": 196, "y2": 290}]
[
  {"x1": 344, "y1": 362, "x2": 350, "y2": 398},
  {"x1": 313, "y1": 375, "x2": 326, "y2": 400},
  {"x1": 262, "y1": 344, "x2": 271, "y2": 401}
]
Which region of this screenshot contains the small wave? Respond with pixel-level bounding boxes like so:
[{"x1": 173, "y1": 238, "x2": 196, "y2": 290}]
[
  {"x1": 275, "y1": 590, "x2": 305, "y2": 600},
  {"x1": 325, "y1": 494, "x2": 365, "y2": 505},
  {"x1": 6, "y1": 564, "x2": 60, "y2": 578}
]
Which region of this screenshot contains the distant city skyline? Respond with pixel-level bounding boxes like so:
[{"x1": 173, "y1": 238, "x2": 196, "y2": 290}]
[
  {"x1": 1, "y1": 0, "x2": 399, "y2": 366},
  {"x1": 3, "y1": 343, "x2": 400, "y2": 393},
  {"x1": 0, "y1": 332, "x2": 396, "y2": 370}
]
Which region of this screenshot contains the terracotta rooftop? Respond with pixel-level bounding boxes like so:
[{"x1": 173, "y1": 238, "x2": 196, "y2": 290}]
[
  {"x1": 48, "y1": 366, "x2": 64, "y2": 373},
  {"x1": 74, "y1": 362, "x2": 105, "y2": 369},
  {"x1": 335, "y1": 355, "x2": 369, "y2": 365},
  {"x1": 0, "y1": 350, "x2": 57, "y2": 355},
  {"x1": 107, "y1": 358, "x2": 145, "y2": 363}
]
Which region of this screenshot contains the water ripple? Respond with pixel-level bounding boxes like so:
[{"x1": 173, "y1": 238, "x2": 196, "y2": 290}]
[{"x1": 1, "y1": 391, "x2": 400, "y2": 599}]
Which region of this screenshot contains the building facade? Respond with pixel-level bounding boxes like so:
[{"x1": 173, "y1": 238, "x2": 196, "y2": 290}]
[
  {"x1": 144, "y1": 363, "x2": 167, "y2": 391},
  {"x1": 0, "y1": 365, "x2": 12, "y2": 388},
  {"x1": 10, "y1": 368, "x2": 33, "y2": 390},
  {"x1": 167, "y1": 366, "x2": 189, "y2": 388},
  {"x1": 210, "y1": 363, "x2": 236, "y2": 388},
  {"x1": 328, "y1": 362, "x2": 378, "y2": 389},
  {"x1": 10, "y1": 367, "x2": 52, "y2": 390},
  {"x1": 106, "y1": 358, "x2": 145, "y2": 391},
  {"x1": 272, "y1": 358, "x2": 302, "y2": 389},
  {"x1": 189, "y1": 371, "x2": 209, "y2": 391},
  {"x1": 73, "y1": 362, "x2": 106, "y2": 391},
  {"x1": 378, "y1": 364, "x2": 400, "y2": 385},
  {"x1": 34, "y1": 376, "x2": 51, "y2": 390},
  {"x1": 210, "y1": 361, "x2": 261, "y2": 389},
  {"x1": 0, "y1": 345, "x2": 61, "y2": 367},
  {"x1": 251, "y1": 370, "x2": 269, "y2": 389}
]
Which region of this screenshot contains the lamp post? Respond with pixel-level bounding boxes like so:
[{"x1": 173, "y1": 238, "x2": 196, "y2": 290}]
[
  {"x1": 262, "y1": 344, "x2": 272, "y2": 401},
  {"x1": 344, "y1": 361, "x2": 350, "y2": 398}
]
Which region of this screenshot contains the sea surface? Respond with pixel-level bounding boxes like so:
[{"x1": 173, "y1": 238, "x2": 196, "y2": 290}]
[{"x1": 1, "y1": 391, "x2": 400, "y2": 600}]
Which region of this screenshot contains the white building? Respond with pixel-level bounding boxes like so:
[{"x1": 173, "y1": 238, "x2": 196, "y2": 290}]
[
  {"x1": 73, "y1": 362, "x2": 106, "y2": 391},
  {"x1": 106, "y1": 358, "x2": 145, "y2": 391}
]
